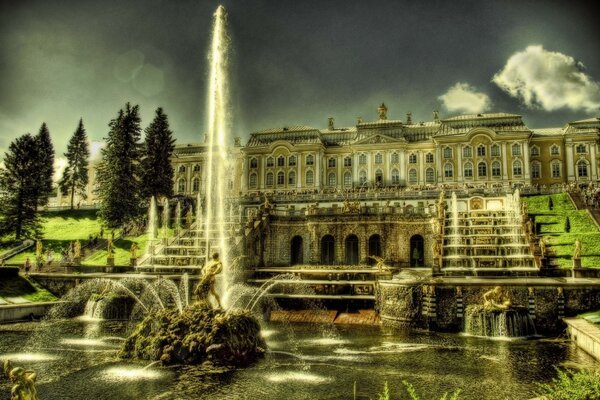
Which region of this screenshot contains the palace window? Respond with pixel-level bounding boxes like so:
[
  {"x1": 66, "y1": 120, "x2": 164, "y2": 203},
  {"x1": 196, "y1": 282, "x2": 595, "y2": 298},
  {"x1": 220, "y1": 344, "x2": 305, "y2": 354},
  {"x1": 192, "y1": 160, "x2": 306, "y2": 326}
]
[
  {"x1": 178, "y1": 165, "x2": 186, "y2": 173},
  {"x1": 359, "y1": 170, "x2": 367, "y2": 185},
  {"x1": 551, "y1": 145, "x2": 560, "y2": 156},
  {"x1": 177, "y1": 178, "x2": 186, "y2": 193},
  {"x1": 513, "y1": 160, "x2": 522, "y2": 176},
  {"x1": 463, "y1": 146, "x2": 472, "y2": 158},
  {"x1": 492, "y1": 161, "x2": 501, "y2": 177},
  {"x1": 464, "y1": 162, "x2": 473, "y2": 178},
  {"x1": 530, "y1": 146, "x2": 540, "y2": 157},
  {"x1": 391, "y1": 152, "x2": 400, "y2": 164},
  {"x1": 277, "y1": 171, "x2": 285, "y2": 185},
  {"x1": 512, "y1": 143, "x2": 521, "y2": 156},
  {"x1": 288, "y1": 171, "x2": 296, "y2": 185},
  {"x1": 266, "y1": 157, "x2": 274, "y2": 167},
  {"x1": 477, "y1": 144, "x2": 486, "y2": 157},
  {"x1": 408, "y1": 169, "x2": 417, "y2": 184},
  {"x1": 478, "y1": 162, "x2": 487, "y2": 177},
  {"x1": 531, "y1": 162, "x2": 541, "y2": 179},
  {"x1": 288, "y1": 155, "x2": 296, "y2": 166},
  {"x1": 249, "y1": 158, "x2": 258, "y2": 169},
  {"x1": 328, "y1": 157, "x2": 336, "y2": 168},
  {"x1": 328, "y1": 172, "x2": 337, "y2": 186},
  {"x1": 408, "y1": 153, "x2": 417, "y2": 164},
  {"x1": 491, "y1": 143, "x2": 500, "y2": 157},
  {"x1": 552, "y1": 162, "x2": 561, "y2": 178},
  {"x1": 266, "y1": 172, "x2": 274, "y2": 186},
  {"x1": 249, "y1": 173, "x2": 257, "y2": 188},
  {"x1": 375, "y1": 153, "x2": 383, "y2": 164},
  {"x1": 306, "y1": 154, "x2": 314, "y2": 166},
  {"x1": 444, "y1": 163, "x2": 453, "y2": 178},
  {"x1": 426, "y1": 168, "x2": 435, "y2": 183},
  {"x1": 306, "y1": 170, "x2": 314, "y2": 185},
  {"x1": 277, "y1": 156, "x2": 285, "y2": 167},
  {"x1": 192, "y1": 177, "x2": 200, "y2": 192},
  {"x1": 391, "y1": 169, "x2": 400, "y2": 185},
  {"x1": 425, "y1": 152, "x2": 434, "y2": 163},
  {"x1": 443, "y1": 147, "x2": 452, "y2": 159},
  {"x1": 344, "y1": 171, "x2": 352, "y2": 187},
  {"x1": 375, "y1": 169, "x2": 383, "y2": 185},
  {"x1": 359, "y1": 153, "x2": 367, "y2": 165},
  {"x1": 577, "y1": 160, "x2": 589, "y2": 177},
  {"x1": 193, "y1": 164, "x2": 201, "y2": 172},
  {"x1": 576, "y1": 144, "x2": 587, "y2": 154},
  {"x1": 344, "y1": 156, "x2": 352, "y2": 167}
]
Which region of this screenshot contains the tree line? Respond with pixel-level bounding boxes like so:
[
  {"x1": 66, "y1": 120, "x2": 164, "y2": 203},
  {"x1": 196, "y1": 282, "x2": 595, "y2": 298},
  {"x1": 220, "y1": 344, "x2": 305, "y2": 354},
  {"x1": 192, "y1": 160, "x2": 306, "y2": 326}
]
[{"x1": 0, "y1": 103, "x2": 176, "y2": 240}]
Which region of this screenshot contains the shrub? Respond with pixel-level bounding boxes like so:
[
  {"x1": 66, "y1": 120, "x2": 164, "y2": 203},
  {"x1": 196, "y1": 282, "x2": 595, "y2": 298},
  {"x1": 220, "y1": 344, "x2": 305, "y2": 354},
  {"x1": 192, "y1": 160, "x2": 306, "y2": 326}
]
[
  {"x1": 565, "y1": 216, "x2": 571, "y2": 233},
  {"x1": 537, "y1": 368, "x2": 600, "y2": 399}
]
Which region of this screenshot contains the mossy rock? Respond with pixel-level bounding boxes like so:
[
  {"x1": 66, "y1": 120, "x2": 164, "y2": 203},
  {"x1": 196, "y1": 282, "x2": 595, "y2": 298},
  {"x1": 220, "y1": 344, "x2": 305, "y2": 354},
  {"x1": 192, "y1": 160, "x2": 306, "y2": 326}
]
[{"x1": 120, "y1": 301, "x2": 266, "y2": 367}]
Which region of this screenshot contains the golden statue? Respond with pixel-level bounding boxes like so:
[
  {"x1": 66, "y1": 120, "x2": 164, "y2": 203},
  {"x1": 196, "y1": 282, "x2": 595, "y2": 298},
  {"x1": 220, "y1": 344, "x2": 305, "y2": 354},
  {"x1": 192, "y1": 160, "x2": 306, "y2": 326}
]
[
  {"x1": 194, "y1": 252, "x2": 223, "y2": 308},
  {"x1": 3, "y1": 359, "x2": 39, "y2": 400},
  {"x1": 107, "y1": 239, "x2": 113, "y2": 255},
  {"x1": 130, "y1": 243, "x2": 138, "y2": 259},
  {"x1": 539, "y1": 237, "x2": 546, "y2": 258},
  {"x1": 574, "y1": 239, "x2": 582, "y2": 260},
  {"x1": 432, "y1": 240, "x2": 442, "y2": 262},
  {"x1": 483, "y1": 286, "x2": 512, "y2": 312},
  {"x1": 74, "y1": 240, "x2": 81, "y2": 258},
  {"x1": 377, "y1": 102, "x2": 388, "y2": 120},
  {"x1": 35, "y1": 240, "x2": 42, "y2": 257},
  {"x1": 368, "y1": 255, "x2": 386, "y2": 272}
]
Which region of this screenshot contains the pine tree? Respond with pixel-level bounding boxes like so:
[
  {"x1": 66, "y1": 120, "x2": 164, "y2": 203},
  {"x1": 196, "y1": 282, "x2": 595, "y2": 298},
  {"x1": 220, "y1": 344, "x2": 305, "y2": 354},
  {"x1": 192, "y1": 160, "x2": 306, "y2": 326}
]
[
  {"x1": 564, "y1": 216, "x2": 571, "y2": 233},
  {"x1": 95, "y1": 103, "x2": 143, "y2": 228},
  {"x1": 548, "y1": 196, "x2": 554, "y2": 211},
  {"x1": 0, "y1": 134, "x2": 44, "y2": 239},
  {"x1": 59, "y1": 119, "x2": 90, "y2": 210},
  {"x1": 141, "y1": 107, "x2": 176, "y2": 199},
  {"x1": 35, "y1": 122, "x2": 55, "y2": 205}
]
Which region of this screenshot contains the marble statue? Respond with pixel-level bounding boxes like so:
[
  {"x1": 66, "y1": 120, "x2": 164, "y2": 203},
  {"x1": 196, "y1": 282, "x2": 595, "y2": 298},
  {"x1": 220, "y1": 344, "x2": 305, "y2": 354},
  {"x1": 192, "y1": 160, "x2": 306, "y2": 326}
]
[
  {"x1": 574, "y1": 239, "x2": 582, "y2": 260},
  {"x1": 482, "y1": 286, "x2": 512, "y2": 312},
  {"x1": 194, "y1": 252, "x2": 223, "y2": 308}
]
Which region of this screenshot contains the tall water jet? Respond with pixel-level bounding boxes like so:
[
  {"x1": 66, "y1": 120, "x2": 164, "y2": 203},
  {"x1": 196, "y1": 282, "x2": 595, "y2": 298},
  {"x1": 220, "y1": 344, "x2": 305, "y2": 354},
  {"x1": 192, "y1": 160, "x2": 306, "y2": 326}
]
[
  {"x1": 196, "y1": 191, "x2": 203, "y2": 247},
  {"x1": 175, "y1": 201, "x2": 182, "y2": 234},
  {"x1": 162, "y1": 198, "x2": 170, "y2": 242},
  {"x1": 147, "y1": 196, "x2": 158, "y2": 256},
  {"x1": 204, "y1": 5, "x2": 232, "y2": 305}
]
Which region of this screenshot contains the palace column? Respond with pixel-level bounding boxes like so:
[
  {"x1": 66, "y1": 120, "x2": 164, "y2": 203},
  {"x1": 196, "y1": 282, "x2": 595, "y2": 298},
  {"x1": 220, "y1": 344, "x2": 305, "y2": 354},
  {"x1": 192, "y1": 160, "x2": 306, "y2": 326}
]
[
  {"x1": 297, "y1": 152, "x2": 302, "y2": 190},
  {"x1": 502, "y1": 143, "x2": 508, "y2": 180},
  {"x1": 523, "y1": 141, "x2": 531, "y2": 181},
  {"x1": 400, "y1": 151, "x2": 406, "y2": 185},
  {"x1": 566, "y1": 143, "x2": 574, "y2": 182},
  {"x1": 591, "y1": 144, "x2": 597, "y2": 181}
]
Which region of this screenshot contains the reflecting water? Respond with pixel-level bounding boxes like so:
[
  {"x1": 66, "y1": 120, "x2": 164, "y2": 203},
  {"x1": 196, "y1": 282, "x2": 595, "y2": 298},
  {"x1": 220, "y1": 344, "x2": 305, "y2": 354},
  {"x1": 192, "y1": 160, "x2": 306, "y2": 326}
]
[{"x1": 0, "y1": 320, "x2": 594, "y2": 400}]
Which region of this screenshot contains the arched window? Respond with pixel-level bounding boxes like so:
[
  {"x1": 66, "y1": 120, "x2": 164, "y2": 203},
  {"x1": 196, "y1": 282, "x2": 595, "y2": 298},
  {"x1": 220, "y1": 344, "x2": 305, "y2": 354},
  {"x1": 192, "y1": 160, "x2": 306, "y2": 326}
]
[
  {"x1": 426, "y1": 168, "x2": 435, "y2": 183},
  {"x1": 288, "y1": 171, "x2": 296, "y2": 185},
  {"x1": 249, "y1": 173, "x2": 257, "y2": 188},
  {"x1": 512, "y1": 143, "x2": 521, "y2": 156},
  {"x1": 375, "y1": 169, "x2": 383, "y2": 185},
  {"x1": 277, "y1": 155, "x2": 285, "y2": 167},
  {"x1": 478, "y1": 162, "x2": 487, "y2": 177},
  {"x1": 306, "y1": 170, "x2": 314, "y2": 186},
  {"x1": 513, "y1": 160, "x2": 522, "y2": 176},
  {"x1": 463, "y1": 146, "x2": 472, "y2": 158},
  {"x1": 409, "y1": 153, "x2": 417, "y2": 164},
  {"x1": 552, "y1": 161, "x2": 561, "y2": 178},
  {"x1": 306, "y1": 154, "x2": 314, "y2": 166},
  {"x1": 290, "y1": 236, "x2": 303, "y2": 265},
  {"x1": 321, "y1": 235, "x2": 335, "y2": 264},
  {"x1": 177, "y1": 178, "x2": 186, "y2": 193},
  {"x1": 344, "y1": 156, "x2": 352, "y2": 167},
  {"x1": 531, "y1": 162, "x2": 541, "y2": 179},
  {"x1": 375, "y1": 153, "x2": 383, "y2": 164},
  {"x1": 577, "y1": 160, "x2": 589, "y2": 177},
  {"x1": 425, "y1": 153, "x2": 434, "y2": 163},
  {"x1": 192, "y1": 177, "x2": 200, "y2": 192},
  {"x1": 491, "y1": 144, "x2": 500, "y2": 157},
  {"x1": 288, "y1": 155, "x2": 296, "y2": 166},
  {"x1": 328, "y1": 172, "x2": 336, "y2": 186},
  {"x1": 249, "y1": 158, "x2": 258, "y2": 169},
  {"x1": 444, "y1": 163, "x2": 453, "y2": 178},
  {"x1": 343, "y1": 171, "x2": 352, "y2": 187},
  {"x1": 464, "y1": 162, "x2": 473, "y2": 178},
  {"x1": 530, "y1": 146, "x2": 540, "y2": 157},
  {"x1": 477, "y1": 144, "x2": 486, "y2": 157},
  {"x1": 576, "y1": 144, "x2": 587, "y2": 154},
  {"x1": 443, "y1": 147, "x2": 452, "y2": 159},
  {"x1": 277, "y1": 171, "x2": 285, "y2": 185},
  {"x1": 492, "y1": 161, "x2": 501, "y2": 177},
  {"x1": 266, "y1": 157, "x2": 274, "y2": 167},
  {"x1": 266, "y1": 172, "x2": 274, "y2": 186},
  {"x1": 391, "y1": 152, "x2": 400, "y2": 164},
  {"x1": 178, "y1": 165, "x2": 186, "y2": 173},
  {"x1": 359, "y1": 153, "x2": 367, "y2": 165},
  {"x1": 551, "y1": 145, "x2": 560, "y2": 156},
  {"x1": 408, "y1": 169, "x2": 417, "y2": 184},
  {"x1": 391, "y1": 169, "x2": 400, "y2": 185},
  {"x1": 368, "y1": 234, "x2": 382, "y2": 261},
  {"x1": 328, "y1": 157, "x2": 336, "y2": 168},
  {"x1": 193, "y1": 164, "x2": 201, "y2": 172},
  {"x1": 410, "y1": 235, "x2": 424, "y2": 267},
  {"x1": 345, "y1": 235, "x2": 359, "y2": 265},
  {"x1": 359, "y1": 170, "x2": 367, "y2": 185}
]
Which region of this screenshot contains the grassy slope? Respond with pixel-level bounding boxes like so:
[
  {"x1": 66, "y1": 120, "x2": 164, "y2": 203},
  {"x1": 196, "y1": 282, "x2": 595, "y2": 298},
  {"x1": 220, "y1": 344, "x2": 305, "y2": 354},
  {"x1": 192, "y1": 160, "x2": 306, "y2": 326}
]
[
  {"x1": 523, "y1": 193, "x2": 600, "y2": 268},
  {"x1": 82, "y1": 234, "x2": 150, "y2": 266},
  {"x1": 0, "y1": 274, "x2": 57, "y2": 302}
]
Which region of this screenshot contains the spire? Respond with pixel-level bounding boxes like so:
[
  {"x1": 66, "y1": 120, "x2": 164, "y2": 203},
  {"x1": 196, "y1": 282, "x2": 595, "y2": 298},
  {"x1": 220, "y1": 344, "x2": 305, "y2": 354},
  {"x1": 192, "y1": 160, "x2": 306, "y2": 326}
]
[{"x1": 378, "y1": 103, "x2": 388, "y2": 120}]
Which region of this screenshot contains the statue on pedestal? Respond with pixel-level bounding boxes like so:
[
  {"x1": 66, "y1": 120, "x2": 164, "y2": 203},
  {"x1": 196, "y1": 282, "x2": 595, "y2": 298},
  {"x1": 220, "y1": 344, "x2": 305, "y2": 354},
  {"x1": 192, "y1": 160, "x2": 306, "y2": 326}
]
[
  {"x1": 130, "y1": 243, "x2": 138, "y2": 259},
  {"x1": 74, "y1": 241, "x2": 81, "y2": 258},
  {"x1": 573, "y1": 239, "x2": 582, "y2": 260},
  {"x1": 539, "y1": 237, "x2": 546, "y2": 258}
]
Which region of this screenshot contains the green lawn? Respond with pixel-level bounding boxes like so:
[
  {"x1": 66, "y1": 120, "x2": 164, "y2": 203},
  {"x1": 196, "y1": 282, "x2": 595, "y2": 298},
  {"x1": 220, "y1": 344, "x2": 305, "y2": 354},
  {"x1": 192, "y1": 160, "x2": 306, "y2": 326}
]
[
  {"x1": 82, "y1": 234, "x2": 150, "y2": 266},
  {"x1": 523, "y1": 193, "x2": 600, "y2": 268}
]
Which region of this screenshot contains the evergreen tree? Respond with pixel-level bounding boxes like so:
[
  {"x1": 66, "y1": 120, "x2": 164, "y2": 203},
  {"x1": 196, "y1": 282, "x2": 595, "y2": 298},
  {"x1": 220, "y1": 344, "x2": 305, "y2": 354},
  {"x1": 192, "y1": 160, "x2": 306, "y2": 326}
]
[
  {"x1": 548, "y1": 196, "x2": 554, "y2": 211},
  {"x1": 141, "y1": 107, "x2": 176, "y2": 199},
  {"x1": 95, "y1": 103, "x2": 143, "y2": 228},
  {"x1": 35, "y1": 122, "x2": 55, "y2": 205},
  {"x1": 564, "y1": 216, "x2": 571, "y2": 233},
  {"x1": 0, "y1": 134, "x2": 44, "y2": 239},
  {"x1": 59, "y1": 119, "x2": 90, "y2": 210}
]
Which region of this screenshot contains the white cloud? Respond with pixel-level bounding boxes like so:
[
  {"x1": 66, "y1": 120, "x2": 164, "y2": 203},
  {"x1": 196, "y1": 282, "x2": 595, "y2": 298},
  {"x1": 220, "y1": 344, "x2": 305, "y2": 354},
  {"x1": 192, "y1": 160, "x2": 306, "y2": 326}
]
[
  {"x1": 492, "y1": 45, "x2": 600, "y2": 113},
  {"x1": 438, "y1": 82, "x2": 492, "y2": 114}
]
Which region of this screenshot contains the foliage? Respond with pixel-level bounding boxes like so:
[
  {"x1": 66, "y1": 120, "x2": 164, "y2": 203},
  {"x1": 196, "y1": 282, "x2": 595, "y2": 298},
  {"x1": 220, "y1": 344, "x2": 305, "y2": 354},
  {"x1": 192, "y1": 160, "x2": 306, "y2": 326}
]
[
  {"x1": 95, "y1": 103, "x2": 143, "y2": 228},
  {"x1": 141, "y1": 107, "x2": 176, "y2": 199},
  {"x1": 537, "y1": 368, "x2": 600, "y2": 400},
  {"x1": 370, "y1": 381, "x2": 461, "y2": 400},
  {"x1": 59, "y1": 119, "x2": 90, "y2": 210},
  {"x1": 35, "y1": 122, "x2": 55, "y2": 206},
  {"x1": 0, "y1": 134, "x2": 44, "y2": 239},
  {"x1": 564, "y1": 216, "x2": 571, "y2": 233},
  {"x1": 548, "y1": 196, "x2": 554, "y2": 210}
]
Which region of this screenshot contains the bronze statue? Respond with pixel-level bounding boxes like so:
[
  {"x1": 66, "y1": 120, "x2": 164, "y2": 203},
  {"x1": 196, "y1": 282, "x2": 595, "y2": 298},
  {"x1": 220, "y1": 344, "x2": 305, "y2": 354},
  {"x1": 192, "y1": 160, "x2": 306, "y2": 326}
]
[
  {"x1": 482, "y1": 286, "x2": 512, "y2": 312},
  {"x1": 35, "y1": 240, "x2": 42, "y2": 257},
  {"x1": 194, "y1": 252, "x2": 223, "y2": 308},
  {"x1": 3, "y1": 359, "x2": 39, "y2": 400},
  {"x1": 74, "y1": 240, "x2": 81, "y2": 258},
  {"x1": 574, "y1": 239, "x2": 582, "y2": 260},
  {"x1": 539, "y1": 237, "x2": 546, "y2": 258},
  {"x1": 130, "y1": 243, "x2": 138, "y2": 259},
  {"x1": 107, "y1": 239, "x2": 113, "y2": 255},
  {"x1": 368, "y1": 255, "x2": 387, "y2": 272}
]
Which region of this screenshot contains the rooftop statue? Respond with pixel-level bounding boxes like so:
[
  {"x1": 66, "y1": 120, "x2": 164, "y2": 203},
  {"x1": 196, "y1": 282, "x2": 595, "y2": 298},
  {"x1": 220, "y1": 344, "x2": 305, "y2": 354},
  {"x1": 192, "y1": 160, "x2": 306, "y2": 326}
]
[{"x1": 378, "y1": 102, "x2": 388, "y2": 120}]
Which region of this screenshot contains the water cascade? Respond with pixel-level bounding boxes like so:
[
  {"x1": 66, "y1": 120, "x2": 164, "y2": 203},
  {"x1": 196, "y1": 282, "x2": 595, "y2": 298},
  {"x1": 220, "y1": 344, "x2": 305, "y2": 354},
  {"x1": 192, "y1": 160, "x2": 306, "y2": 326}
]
[
  {"x1": 175, "y1": 201, "x2": 182, "y2": 235},
  {"x1": 162, "y1": 198, "x2": 170, "y2": 243},
  {"x1": 147, "y1": 196, "x2": 158, "y2": 257},
  {"x1": 465, "y1": 307, "x2": 536, "y2": 338}
]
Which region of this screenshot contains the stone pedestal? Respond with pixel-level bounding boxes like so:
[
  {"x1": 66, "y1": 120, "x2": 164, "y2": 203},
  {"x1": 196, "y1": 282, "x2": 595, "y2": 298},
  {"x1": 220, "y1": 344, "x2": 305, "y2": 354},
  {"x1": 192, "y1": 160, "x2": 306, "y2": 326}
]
[
  {"x1": 572, "y1": 258, "x2": 581, "y2": 269},
  {"x1": 130, "y1": 257, "x2": 137, "y2": 267},
  {"x1": 107, "y1": 256, "x2": 114, "y2": 267}
]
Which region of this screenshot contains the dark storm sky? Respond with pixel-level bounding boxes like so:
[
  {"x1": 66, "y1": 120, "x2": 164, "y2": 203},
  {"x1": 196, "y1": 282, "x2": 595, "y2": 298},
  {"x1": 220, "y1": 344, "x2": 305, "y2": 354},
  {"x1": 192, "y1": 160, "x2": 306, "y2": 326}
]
[{"x1": 0, "y1": 0, "x2": 599, "y2": 159}]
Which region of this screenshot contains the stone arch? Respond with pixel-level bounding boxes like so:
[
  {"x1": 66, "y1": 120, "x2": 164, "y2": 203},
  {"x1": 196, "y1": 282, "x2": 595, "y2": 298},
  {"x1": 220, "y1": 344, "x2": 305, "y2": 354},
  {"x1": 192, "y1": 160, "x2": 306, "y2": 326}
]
[
  {"x1": 290, "y1": 236, "x2": 303, "y2": 265},
  {"x1": 409, "y1": 234, "x2": 424, "y2": 267}
]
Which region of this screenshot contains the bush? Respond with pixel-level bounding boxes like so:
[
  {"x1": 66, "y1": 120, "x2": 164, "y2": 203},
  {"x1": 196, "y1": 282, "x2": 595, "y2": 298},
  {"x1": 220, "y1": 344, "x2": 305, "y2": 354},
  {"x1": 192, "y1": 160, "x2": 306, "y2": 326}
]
[{"x1": 537, "y1": 368, "x2": 600, "y2": 399}]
